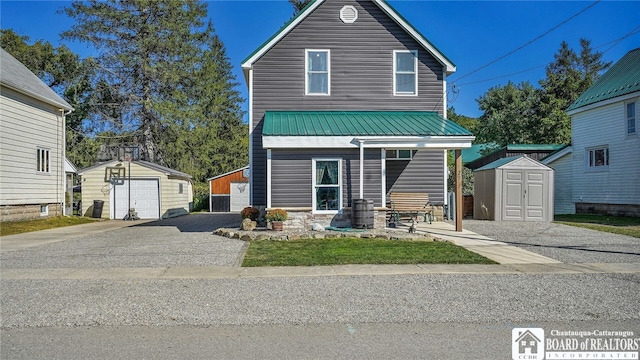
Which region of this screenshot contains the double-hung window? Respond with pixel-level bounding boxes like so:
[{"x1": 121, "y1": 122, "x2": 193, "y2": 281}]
[
  {"x1": 587, "y1": 146, "x2": 609, "y2": 169},
  {"x1": 313, "y1": 159, "x2": 341, "y2": 212},
  {"x1": 626, "y1": 101, "x2": 636, "y2": 135},
  {"x1": 36, "y1": 147, "x2": 50, "y2": 174},
  {"x1": 394, "y1": 50, "x2": 418, "y2": 95},
  {"x1": 306, "y1": 50, "x2": 330, "y2": 95}
]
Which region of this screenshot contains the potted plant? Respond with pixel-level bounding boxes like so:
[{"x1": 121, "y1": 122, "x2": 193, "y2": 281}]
[{"x1": 265, "y1": 208, "x2": 288, "y2": 231}]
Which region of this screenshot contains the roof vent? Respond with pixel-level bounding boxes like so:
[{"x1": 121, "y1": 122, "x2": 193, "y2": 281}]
[{"x1": 340, "y1": 5, "x2": 358, "y2": 24}]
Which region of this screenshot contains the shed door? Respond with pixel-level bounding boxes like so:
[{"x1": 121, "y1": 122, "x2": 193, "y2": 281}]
[
  {"x1": 502, "y1": 170, "x2": 546, "y2": 221},
  {"x1": 230, "y1": 181, "x2": 249, "y2": 212},
  {"x1": 112, "y1": 179, "x2": 160, "y2": 219}
]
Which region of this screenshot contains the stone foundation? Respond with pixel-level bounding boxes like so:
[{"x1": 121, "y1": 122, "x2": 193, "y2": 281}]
[
  {"x1": 576, "y1": 203, "x2": 640, "y2": 217},
  {"x1": 276, "y1": 208, "x2": 387, "y2": 231},
  {"x1": 0, "y1": 203, "x2": 62, "y2": 222}
]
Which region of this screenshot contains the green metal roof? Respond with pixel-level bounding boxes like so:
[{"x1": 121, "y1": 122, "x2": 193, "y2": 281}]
[
  {"x1": 568, "y1": 48, "x2": 640, "y2": 111},
  {"x1": 263, "y1": 111, "x2": 473, "y2": 137},
  {"x1": 474, "y1": 156, "x2": 522, "y2": 172},
  {"x1": 462, "y1": 143, "x2": 499, "y2": 164},
  {"x1": 506, "y1": 144, "x2": 566, "y2": 151}
]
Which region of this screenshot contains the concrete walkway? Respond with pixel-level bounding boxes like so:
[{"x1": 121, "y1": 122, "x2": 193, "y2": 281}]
[{"x1": 413, "y1": 221, "x2": 562, "y2": 264}]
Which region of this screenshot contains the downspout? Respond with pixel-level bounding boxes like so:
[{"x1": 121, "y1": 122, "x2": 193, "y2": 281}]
[
  {"x1": 60, "y1": 109, "x2": 72, "y2": 216},
  {"x1": 358, "y1": 139, "x2": 364, "y2": 199}
]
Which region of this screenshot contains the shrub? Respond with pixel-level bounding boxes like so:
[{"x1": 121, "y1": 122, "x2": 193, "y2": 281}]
[
  {"x1": 265, "y1": 208, "x2": 288, "y2": 222},
  {"x1": 241, "y1": 206, "x2": 260, "y2": 221}
]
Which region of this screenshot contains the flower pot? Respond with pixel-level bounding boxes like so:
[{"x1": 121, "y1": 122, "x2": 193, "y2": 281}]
[{"x1": 271, "y1": 221, "x2": 284, "y2": 231}]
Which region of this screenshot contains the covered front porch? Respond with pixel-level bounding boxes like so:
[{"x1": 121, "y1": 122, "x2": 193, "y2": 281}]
[{"x1": 262, "y1": 111, "x2": 474, "y2": 231}]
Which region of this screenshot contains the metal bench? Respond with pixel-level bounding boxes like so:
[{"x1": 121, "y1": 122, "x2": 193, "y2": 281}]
[{"x1": 389, "y1": 192, "x2": 433, "y2": 224}]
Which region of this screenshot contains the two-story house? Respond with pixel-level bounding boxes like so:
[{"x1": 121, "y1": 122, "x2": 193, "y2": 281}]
[
  {"x1": 241, "y1": 0, "x2": 474, "y2": 228},
  {"x1": 0, "y1": 48, "x2": 74, "y2": 221},
  {"x1": 543, "y1": 48, "x2": 640, "y2": 216}
]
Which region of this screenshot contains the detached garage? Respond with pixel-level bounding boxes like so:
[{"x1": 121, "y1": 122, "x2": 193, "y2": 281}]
[
  {"x1": 208, "y1": 166, "x2": 249, "y2": 212},
  {"x1": 78, "y1": 160, "x2": 193, "y2": 220},
  {"x1": 473, "y1": 156, "x2": 554, "y2": 222}
]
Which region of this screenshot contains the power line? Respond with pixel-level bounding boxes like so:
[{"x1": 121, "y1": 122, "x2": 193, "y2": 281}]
[{"x1": 451, "y1": 0, "x2": 601, "y2": 84}]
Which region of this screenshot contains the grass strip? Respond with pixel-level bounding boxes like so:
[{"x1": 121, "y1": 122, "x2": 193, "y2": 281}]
[
  {"x1": 0, "y1": 216, "x2": 99, "y2": 236},
  {"x1": 242, "y1": 237, "x2": 497, "y2": 267},
  {"x1": 554, "y1": 214, "x2": 640, "y2": 239}
]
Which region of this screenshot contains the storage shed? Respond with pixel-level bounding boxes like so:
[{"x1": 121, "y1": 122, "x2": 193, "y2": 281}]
[
  {"x1": 474, "y1": 156, "x2": 554, "y2": 221},
  {"x1": 78, "y1": 160, "x2": 193, "y2": 220},
  {"x1": 208, "y1": 166, "x2": 249, "y2": 212}
]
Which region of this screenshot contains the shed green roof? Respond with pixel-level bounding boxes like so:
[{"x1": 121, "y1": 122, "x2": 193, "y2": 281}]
[
  {"x1": 568, "y1": 48, "x2": 640, "y2": 111},
  {"x1": 262, "y1": 111, "x2": 473, "y2": 137}
]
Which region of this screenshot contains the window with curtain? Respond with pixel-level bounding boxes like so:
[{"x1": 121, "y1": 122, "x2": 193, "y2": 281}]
[
  {"x1": 314, "y1": 159, "x2": 341, "y2": 211},
  {"x1": 306, "y1": 50, "x2": 330, "y2": 95},
  {"x1": 394, "y1": 50, "x2": 417, "y2": 95},
  {"x1": 587, "y1": 146, "x2": 609, "y2": 168}
]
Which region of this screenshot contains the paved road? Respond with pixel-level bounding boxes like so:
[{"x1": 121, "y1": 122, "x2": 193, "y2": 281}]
[{"x1": 1, "y1": 214, "x2": 639, "y2": 359}]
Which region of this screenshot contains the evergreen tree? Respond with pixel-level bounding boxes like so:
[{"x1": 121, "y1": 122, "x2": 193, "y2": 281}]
[{"x1": 289, "y1": 0, "x2": 314, "y2": 14}]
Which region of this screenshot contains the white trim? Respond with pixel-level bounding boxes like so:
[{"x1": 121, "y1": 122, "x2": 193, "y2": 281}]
[
  {"x1": 374, "y1": 0, "x2": 455, "y2": 74},
  {"x1": 266, "y1": 149, "x2": 272, "y2": 209},
  {"x1": 567, "y1": 91, "x2": 640, "y2": 115},
  {"x1": 381, "y1": 149, "x2": 386, "y2": 207},
  {"x1": 240, "y1": 0, "x2": 455, "y2": 78},
  {"x1": 248, "y1": 68, "x2": 254, "y2": 205},
  {"x1": 442, "y1": 149, "x2": 447, "y2": 208},
  {"x1": 393, "y1": 50, "x2": 418, "y2": 96},
  {"x1": 312, "y1": 158, "x2": 343, "y2": 214},
  {"x1": 540, "y1": 146, "x2": 572, "y2": 165},
  {"x1": 263, "y1": 135, "x2": 474, "y2": 149},
  {"x1": 443, "y1": 72, "x2": 447, "y2": 116},
  {"x1": 207, "y1": 166, "x2": 249, "y2": 181},
  {"x1": 305, "y1": 49, "x2": 331, "y2": 96}
]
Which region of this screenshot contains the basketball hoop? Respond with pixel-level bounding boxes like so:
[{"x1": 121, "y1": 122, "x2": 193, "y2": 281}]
[
  {"x1": 104, "y1": 166, "x2": 126, "y2": 185},
  {"x1": 119, "y1": 146, "x2": 140, "y2": 162}
]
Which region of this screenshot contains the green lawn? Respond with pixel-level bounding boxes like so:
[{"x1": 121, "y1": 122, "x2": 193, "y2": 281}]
[
  {"x1": 554, "y1": 214, "x2": 640, "y2": 238},
  {"x1": 242, "y1": 237, "x2": 497, "y2": 267},
  {"x1": 0, "y1": 216, "x2": 99, "y2": 236}
]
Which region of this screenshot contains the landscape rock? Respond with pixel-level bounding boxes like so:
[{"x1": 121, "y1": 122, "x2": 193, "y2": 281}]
[{"x1": 241, "y1": 218, "x2": 257, "y2": 231}]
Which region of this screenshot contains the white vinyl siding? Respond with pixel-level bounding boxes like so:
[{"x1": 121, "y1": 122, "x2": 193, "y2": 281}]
[
  {"x1": 571, "y1": 100, "x2": 640, "y2": 206},
  {"x1": 544, "y1": 152, "x2": 574, "y2": 214},
  {"x1": 0, "y1": 86, "x2": 64, "y2": 206},
  {"x1": 305, "y1": 49, "x2": 330, "y2": 95},
  {"x1": 394, "y1": 50, "x2": 418, "y2": 95}
]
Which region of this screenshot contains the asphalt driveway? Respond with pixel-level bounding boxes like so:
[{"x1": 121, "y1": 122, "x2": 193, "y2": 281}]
[
  {"x1": 0, "y1": 213, "x2": 245, "y2": 269},
  {"x1": 460, "y1": 220, "x2": 640, "y2": 264}
]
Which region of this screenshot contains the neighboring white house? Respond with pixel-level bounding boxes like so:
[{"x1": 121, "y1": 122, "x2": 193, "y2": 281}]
[
  {"x1": 0, "y1": 48, "x2": 74, "y2": 222},
  {"x1": 550, "y1": 48, "x2": 640, "y2": 216},
  {"x1": 78, "y1": 160, "x2": 193, "y2": 220}
]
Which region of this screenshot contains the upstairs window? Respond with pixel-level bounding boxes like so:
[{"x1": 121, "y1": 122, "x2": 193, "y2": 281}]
[
  {"x1": 37, "y1": 147, "x2": 50, "y2": 174},
  {"x1": 306, "y1": 50, "x2": 330, "y2": 95},
  {"x1": 587, "y1": 146, "x2": 609, "y2": 169},
  {"x1": 627, "y1": 101, "x2": 636, "y2": 135},
  {"x1": 394, "y1": 50, "x2": 418, "y2": 95}
]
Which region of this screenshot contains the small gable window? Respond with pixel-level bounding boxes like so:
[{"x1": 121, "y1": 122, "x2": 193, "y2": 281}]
[
  {"x1": 626, "y1": 101, "x2": 636, "y2": 135},
  {"x1": 37, "y1": 147, "x2": 50, "y2": 174},
  {"x1": 394, "y1": 50, "x2": 418, "y2": 96},
  {"x1": 306, "y1": 50, "x2": 330, "y2": 95},
  {"x1": 386, "y1": 149, "x2": 416, "y2": 160}
]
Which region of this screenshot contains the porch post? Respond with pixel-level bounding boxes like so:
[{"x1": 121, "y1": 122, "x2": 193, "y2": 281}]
[
  {"x1": 358, "y1": 140, "x2": 364, "y2": 199},
  {"x1": 455, "y1": 149, "x2": 463, "y2": 232}
]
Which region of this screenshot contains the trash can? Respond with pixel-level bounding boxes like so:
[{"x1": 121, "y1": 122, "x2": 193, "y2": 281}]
[
  {"x1": 351, "y1": 199, "x2": 374, "y2": 229},
  {"x1": 92, "y1": 200, "x2": 104, "y2": 218}
]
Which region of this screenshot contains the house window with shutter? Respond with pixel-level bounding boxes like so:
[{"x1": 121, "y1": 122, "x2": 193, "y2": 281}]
[{"x1": 36, "y1": 147, "x2": 50, "y2": 174}]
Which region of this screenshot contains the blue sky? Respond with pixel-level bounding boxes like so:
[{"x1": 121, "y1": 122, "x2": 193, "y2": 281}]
[{"x1": 1, "y1": 0, "x2": 639, "y2": 119}]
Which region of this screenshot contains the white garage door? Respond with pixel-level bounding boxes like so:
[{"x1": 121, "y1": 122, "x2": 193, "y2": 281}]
[
  {"x1": 112, "y1": 179, "x2": 160, "y2": 219},
  {"x1": 230, "y1": 181, "x2": 249, "y2": 212}
]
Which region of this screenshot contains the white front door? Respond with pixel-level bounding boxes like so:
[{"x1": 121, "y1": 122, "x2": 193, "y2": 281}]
[{"x1": 112, "y1": 179, "x2": 160, "y2": 219}]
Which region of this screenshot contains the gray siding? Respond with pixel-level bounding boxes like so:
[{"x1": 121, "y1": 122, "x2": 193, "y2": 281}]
[
  {"x1": 271, "y1": 148, "x2": 382, "y2": 208},
  {"x1": 251, "y1": 0, "x2": 447, "y2": 206},
  {"x1": 386, "y1": 150, "x2": 445, "y2": 205}
]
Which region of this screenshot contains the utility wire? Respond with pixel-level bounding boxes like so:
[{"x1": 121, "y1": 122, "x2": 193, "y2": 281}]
[{"x1": 451, "y1": 0, "x2": 601, "y2": 84}]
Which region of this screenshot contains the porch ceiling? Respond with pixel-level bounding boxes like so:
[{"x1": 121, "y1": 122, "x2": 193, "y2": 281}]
[{"x1": 263, "y1": 111, "x2": 473, "y2": 137}]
